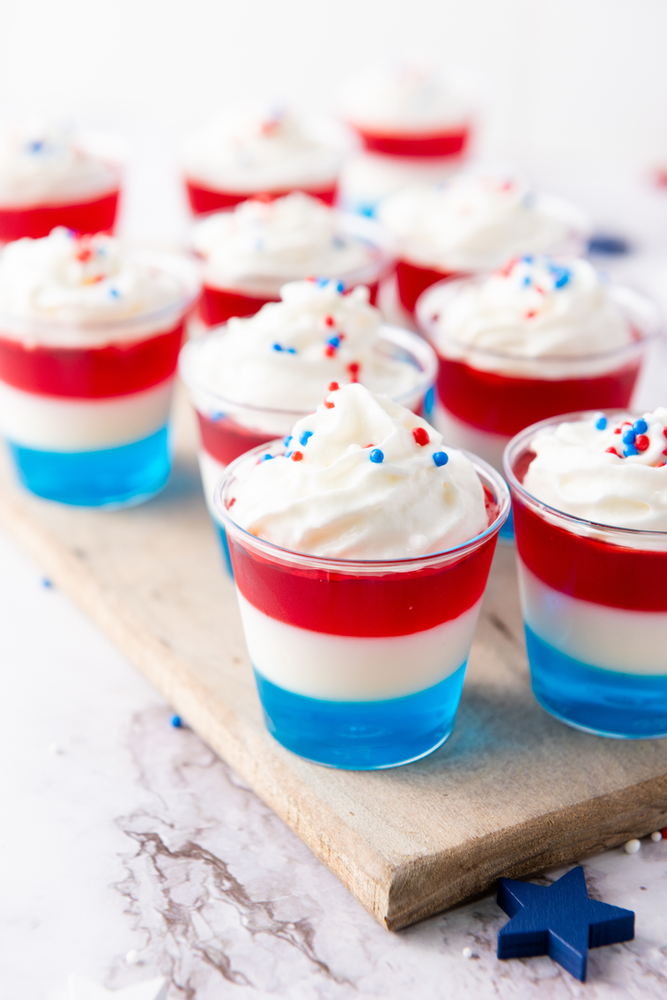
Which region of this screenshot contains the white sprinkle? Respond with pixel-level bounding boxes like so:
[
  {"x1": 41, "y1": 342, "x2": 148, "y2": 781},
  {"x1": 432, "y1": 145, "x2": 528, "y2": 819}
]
[
  {"x1": 462, "y1": 946, "x2": 474, "y2": 959},
  {"x1": 651, "y1": 831, "x2": 663, "y2": 843},
  {"x1": 47, "y1": 742, "x2": 62, "y2": 756},
  {"x1": 125, "y1": 949, "x2": 141, "y2": 965},
  {"x1": 624, "y1": 839, "x2": 641, "y2": 854}
]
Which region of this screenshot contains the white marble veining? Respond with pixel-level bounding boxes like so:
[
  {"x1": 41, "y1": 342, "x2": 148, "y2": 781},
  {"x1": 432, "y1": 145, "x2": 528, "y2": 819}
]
[{"x1": 1, "y1": 525, "x2": 667, "y2": 999}]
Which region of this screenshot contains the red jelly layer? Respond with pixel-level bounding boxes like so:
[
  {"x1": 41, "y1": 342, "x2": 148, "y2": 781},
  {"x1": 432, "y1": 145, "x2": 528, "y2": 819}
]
[
  {"x1": 185, "y1": 180, "x2": 337, "y2": 216},
  {"x1": 437, "y1": 356, "x2": 642, "y2": 437},
  {"x1": 513, "y1": 491, "x2": 667, "y2": 611},
  {"x1": 355, "y1": 126, "x2": 469, "y2": 159},
  {"x1": 0, "y1": 190, "x2": 119, "y2": 243},
  {"x1": 197, "y1": 412, "x2": 276, "y2": 466},
  {"x1": 200, "y1": 279, "x2": 380, "y2": 327},
  {"x1": 396, "y1": 259, "x2": 461, "y2": 314},
  {"x1": 230, "y1": 530, "x2": 497, "y2": 637},
  {"x1": 0, "y1": 321, "x2": 184, "y2": 399}
]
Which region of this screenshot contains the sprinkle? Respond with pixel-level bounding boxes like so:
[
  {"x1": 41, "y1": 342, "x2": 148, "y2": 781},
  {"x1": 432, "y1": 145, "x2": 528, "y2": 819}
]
[
  {"x1": 635, "y1": 434, "x2": 650, "y2": 451},
  {"x1": 522, "y1": 275, "x2": 532, "y2": 287},
  {"x1": 525, "y1": 311, "x2": 537, "y2": 320},
  {"x1": 259, "y1": 453, "x2": 273, "y2": 462},
  {"x1": 325, "y1": 345, "x2": 336, "y2": 358},
  {"x1": 369, "y1": 448, "x2": 384, "y2": 463},
  {"x1": 596, "y1": 415, "x2": 608, "y2": 430},
  {"x1": 614, "y1": 427, "x2": 622, "y2": 435},
  {"x1": 624, "y1": 839, "x2": 641, "y2": 855},
  {"x1": 315, "y1": 277, "x2": 328, "y2": 287},
  {"x1": 552, "y1": 267, "x2": 571, "y2": 289},
  {"x1": 412, "y1": 427, "x2": 430, "y2": 446},
  {"x1": 324, "y1": 400, "x2": 335, "y2": 409},
  {"x1": 621, "y1": 428, "x2": 636, "y2": 445},
  {"x1": 76, "y1": 247, "x2": 92, "y2": 263},
  {"x1": 327, "y1": 336, "x2": 341, "y2": 348},
  {"x1": 651, "y1": 831, "x2": 663, "y2": 842},
  {"x1": 522, "y1": 255, "x2": 533, "y2": 263},
  {"x1": 283, "y1": 435, "x2": 292, "y2": 446},
  {"x1": 605, "y1": 446, "x2": 619, "y2": 456},
  {"x1": 299, "y1": 430, "x2": 313, "y2": 446},
  {"x1": 324, "y1": 315, "x2": 335, "y2": 327},
  {"x1": 433, "y1": 451, "x2": 449, "y2": 467},
  {"x1": 28, "y1": 139, "x2": 44, "y2": 153},
  {"x1": 633, "y1": 418, "x2": 648, "y2": 434},
  {"x1": 272, "y1": 343, "x2": 283, "y2": 352},
  {"x1": 623, "y1": 444, "x2": 639, "y2": 457},
  {"x1": 347, "y1": 362, "x2": 360, "y2": 383},
  {"x1": 461, "y1": 947, "x2": 475, "y2": 960},
  {"x1": 226, "y1": 497, "x2": 236, "y2": 509},
  {"x1": 125, "y1": 949, "x2": 141, "y2": 965},
  {"x1": 109, "y1": 288, "x2": 120, "y2": 298},
  {"x1": 291, "y1": 451, "x2": 303, "y2": 462},
  {"x1": 170, "y1": 715, "x2": 182, "y2": 728},
  {"x1": 498, "y1": 257, "x2": 520, "y2": 277},
  {"x1": 328, "y1": 381, "x2": 340, "y2": 391},
  {"x1": 336, "y1": 281, "x2": 345, "y2": 293},
  {"x1": 42, "y1": 578, "x2": 53, "y2": 588}
]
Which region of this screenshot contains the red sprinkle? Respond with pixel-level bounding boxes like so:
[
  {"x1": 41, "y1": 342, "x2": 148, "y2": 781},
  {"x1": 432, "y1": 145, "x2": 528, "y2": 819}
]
[
  {"x1": 663, "y1": 427, "x2": 667, "y2": 440},
  {"x1": 291, "y1": 451, "x2": 303, "y2": 462},
  {"x1": 324, "y1": 400, "x2": 335, "y2": 409},
  {"x1": 347, "y1": 361, "x2": 360, "y2": 384},
  {"x1": 226, "y1": 497, "x2": 236, "y2": 509},
  {"x1": 498, "y1": 257, "x2": 519, "y2": 277},
  {"x1": 525, "y1": 310, "x2": 537, "y2": 319},
  {"x1": 328, "y1": 381, "x2": 339, "y2": 391},
  {"x1": 76, "y1": 247, "x2": 92, "y2": 263},
  {"x1": 325, "y1": 345, "x2": 336, "y2": 358},
  {"x1": 606, "y1": 447, "x2": 619, "y2": 456},
  {"x1": 662, "y1": 447, "x2": 667, "y2": 455},
  {"x1": 412, "y1": 427, "x2": 430, "y2": 447},
  {"x1": 324, "y1": 316, "x2": 335, "y2": 327},
  {"x1": 636, "y1": 434, "x2": 650, "y2": 451}
]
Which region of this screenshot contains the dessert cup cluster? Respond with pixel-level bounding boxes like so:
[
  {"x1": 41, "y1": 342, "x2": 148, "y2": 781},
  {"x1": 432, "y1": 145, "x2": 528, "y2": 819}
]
[
  {"x1": 0, "y1": 121, "x2": 124, "y2": 242},
  {"x1": 191, "y1": 193, "x2": 395, "y2": 325},
  {"x1": 505, "y1": 409, "x2": 667, "y2": 739},
  {"x1": 0, "y1": 229, "x2": 199, "y2": 505},
  {"x1": 182, "y1": 106, "x2": 348, "y2": 215},
  {"x1": 215, "y1": 383, "x2": 509, "y2": 768}
]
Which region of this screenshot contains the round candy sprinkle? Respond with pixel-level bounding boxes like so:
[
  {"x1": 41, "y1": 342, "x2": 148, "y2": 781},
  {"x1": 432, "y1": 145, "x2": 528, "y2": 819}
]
[
  {"x1": 369, "y1": 449, "x2": 384, "y2": 464},
  {"x1": 336, "y1": 281, "x2": 345, "y2": 293},
  {"x1": 624, "y1": 839, "x2": 641, "y2": 854},
  {"x1": 651, "y1": 831, "x2": 663, "y2": 842},
  {"x1": 272, "y1": 343, "x2": 282, "y2": 352},
  {"x1": 432, "y1": 451, "x2": 449, "y2": 467},
  {"x1": 633, "y1": 418, "x2": 648, "y2": 434},
  {"x1": 328, "y1": 381, "x2": 339, "y2": 391},
  {"x1": 623, "y1": 444, "x2": 639, "y2": 457},
  {"x1": 109, "y1": 288, "x2": 120, "y2": 299},
  {"x1": 299, "y1": 430, "x2": 313, "y2": 446},
  {"x1": 170, "y1": 715, "x2": 182, "y2": 728},
  {"x1": 621, "y1": 428, "x2": 636, "y2": 444},
  {"x1": 324, "y1": 315, "x2": 335, "y2": 327},
  {"x1": 635, "y1": 434, "x2": 650, "y2": 451},
  {"x1": 596, "y1": 415, "x2": 608, "y2": 431},
  {"x1": 126, "y1": 950, "x2": 141, "y2": 966},
  {"x1": 291, "y1": 451, "x2": 303, "y2": 462},
  {"x1": 461, "y1": 947, "x2": 474, "y2": 960},
  {"x1": 327, "y1": 336, "x2": 341, "y2": 348},
  {"x1": 412, "y1": 427, "x2": 430, "y2": 447}
]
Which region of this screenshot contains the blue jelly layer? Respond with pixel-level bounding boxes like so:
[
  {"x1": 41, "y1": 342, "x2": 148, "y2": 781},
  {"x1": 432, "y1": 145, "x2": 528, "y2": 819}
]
[
  {"x1": 254, "y1": 663, "x2": 467, "y2": 769},
  {"x1": 498, "y1": 501, "x2": 514, "y2": 543},
  {"x1": 6, "y1": 426, "x2": 172, "y2": 507},
  {"x1": 214, "y1": 522, "x2": 234, "y2": 578},
  {"x1": 525, "y1": 625, "x2": 667, "y2": 739}
]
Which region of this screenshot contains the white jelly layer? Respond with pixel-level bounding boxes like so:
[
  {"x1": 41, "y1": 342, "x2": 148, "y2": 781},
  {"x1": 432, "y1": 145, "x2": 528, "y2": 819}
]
[
  {"x1": 0, "y1": 377, "x2": 173, "y2": 451},
  {"x1": 518, "y1": 559, "x2": 667, "y2": 675},
  {"x1": 237, "y1": 592, "x2": 481, "y2": 700},
  {"x1": 431, "y1": 400, "x2": 508, "y2": 472},
  {"x1": 198, "y1": 448, "x2": 226, "y2": 517}
]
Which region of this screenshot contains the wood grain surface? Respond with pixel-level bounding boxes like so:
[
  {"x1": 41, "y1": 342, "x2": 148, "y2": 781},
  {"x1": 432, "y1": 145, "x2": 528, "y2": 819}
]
[{"x1": 1, "y1": 391, "x2": 667, "y2": 930}]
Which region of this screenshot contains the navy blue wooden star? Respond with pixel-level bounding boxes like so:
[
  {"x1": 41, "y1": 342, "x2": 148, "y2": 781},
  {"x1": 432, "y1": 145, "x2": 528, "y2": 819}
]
[{"x1": 496, "y1": 866, "x2": 634, "y2": 981}]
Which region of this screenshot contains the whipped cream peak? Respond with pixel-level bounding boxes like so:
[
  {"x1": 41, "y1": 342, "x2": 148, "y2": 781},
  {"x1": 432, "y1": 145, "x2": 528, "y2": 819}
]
[
  {"x1": 184, "y1": 278, "x2": 427, "y2": 412},
  {"x1": 379, "y1": 173, "x2": 584, "y2": 272},
  {"x1": 192, "y1": 192, "x2": 378, "y2": 290},
  {"x1": 226, "y1": 383, "x2": 489, "y2": 558},
  {"x1": 182, "y1": 105, "x2": 344, "y2": 192},
  {"x1": 520, "y1": 408, "x2": 667, "y2": 530},
  {"x1": 425, "y1": 255, "x2": 633, "y2": 360},
  {"x1": 0, "y1": 227, "x2": 186, "y2": 327},
  {"x1": 339, "y1": 60, "x2": 472, "y2": 132},
  {"x1": 0, "y1": 119, "x2": 119, "y2": 207}
]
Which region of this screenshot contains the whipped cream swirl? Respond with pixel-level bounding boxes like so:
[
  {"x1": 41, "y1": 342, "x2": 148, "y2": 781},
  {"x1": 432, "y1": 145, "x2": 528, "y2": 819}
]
[
  {"x1": 192, "y1": 193, "x2": 379, "y2": 292},
  {"x1": 521, "y1": 409, "x2": 667, "y2": 530},
  {"x1": 425, "y1": 256, "x2": 633, "y2": 360},
  {"x1": 0, "y1": 228, "x2": 186, "y2": 327},
  {"x1": 379, "y1": 174, "x2": 585, "y2": 272},
  {"x1": 184, "y1": 279, "x2": 426, "y2": 412},
  {"x1": 0, "y1": 121, "x2": 119, "y2": 208},
  {"x1": 182, "y1": 106, "x2": 343, "y2": 193},
  {"x1": 227, "y1": 382, "x2": 488, "y2": 558},
  {"x1": 339, "y1": 61, "x2": 472, "y2": 132}
]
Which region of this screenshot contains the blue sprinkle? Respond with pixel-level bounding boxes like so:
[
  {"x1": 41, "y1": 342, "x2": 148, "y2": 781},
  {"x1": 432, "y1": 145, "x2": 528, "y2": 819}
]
[
  {"x1": 522, "y1": 275, "x2": 532, "y2": 287},
  {"x1": 621, "y1": 428, "x2": 636, "y2": 445},
  {"x1": 623, "y1": 444, "x2": 639, "y2": 457},
  {"x1": 285, "y1": 451, "x2": 293, "y2": 459},
  {"x1": 522, "y1": 255, "x2": 534, "y2": 264},
  {"x1": 109, "y1": 288, "x2": 120, "y2": 298},
  {"x1": 553, "y1": 268, "x2": 571, "y2": 289},
  {"x1": 286, "y1": 347, "x2": 297, "y2": 354},
  {"x1": 170, "y1": 715, "x2": 182, "y2": 728},
  {"x1": 327, "y1": 336, "x2": 340, "y2": 348},
  {"x1": 283, "y1": 435, "x2": 292, "y2": 447},
  {"x1": 315, "y1": 277, "x2": 328, "y2": 288},
  {"x1": 28, "y1": 139, "x2": 44, "y2": 154},
  {"x1": 259, "y1": 453, "x2": 274, "y2": 462},
  {"x1": 209, "y1": 410, "x2": 225, "y2": 422},
  {"x1": 369, "y1": 448, "x2": 384, "y2": 464},
  {"x1": 272, "y1": 343, "x2": 283, "y2": 352},
  {"x1": 42, "y1": 577, "x2": 53, "y2": 588},
  {"x1": 432, "y1": 451, "x2": 449, "y2": 467},
  {"x1": 336, "y1": 281, "x2": 346, "y2": 293},
  {"x1": 299, "y1": 430, "x2": 313, "y2": 446},
  {"x1": 595, "y1": 416, "x2": 608, "y2": 431},
  {"x1": 633, "y1": 418, "x2": 648, "y2": 434}
]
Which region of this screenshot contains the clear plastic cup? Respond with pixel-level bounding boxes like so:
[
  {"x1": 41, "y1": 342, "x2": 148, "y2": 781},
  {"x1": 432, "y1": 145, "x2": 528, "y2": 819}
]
[
  {"x1": 215, "y1": 441, "x2": 510, "y2": 768},
  {"x1": 193, "y1": 212, "x2": 396, "y2": 326},
  {"x1": 0, "y1": 250, "x2": 200, "y2": 506},
  {"x1": 504, "y1": 411, "x2": 667, "y2": 739},
  {"x1": 179, "y1": 323, "x2": 438, "y2": 570}
]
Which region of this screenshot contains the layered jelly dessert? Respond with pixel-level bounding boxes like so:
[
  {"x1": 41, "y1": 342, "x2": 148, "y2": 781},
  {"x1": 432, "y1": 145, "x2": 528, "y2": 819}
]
[
  {"x1": 338, "y1": 60, "x2": 474, "y2": 216},
  {"x1": 0, "y1": 121, "x2": 123, "y2": 243},
  {"x1": 216, "y1": 382, "x2": 509, "y2": 768},
  {"x1": 505, "y1": 409, "x2": 667, "y2": 738},
  {"x1": 179, "y1": 278, "x2": 437, "y2": 537},
  {"x1": 417, "y1": 256, "x2": 658, "y2": 471},
  {"x1": 0, "y1": 228, "x2": 199, "y2": 505},
  {"x1": 191, "y1": 192, "x2": 394, "y2": 325},
  {"x1": 182, "y1": 105, "x2": 347, "y2": 216},
  {"x1": 378, "y1": 173, "x2": 587, "y2": 313}
]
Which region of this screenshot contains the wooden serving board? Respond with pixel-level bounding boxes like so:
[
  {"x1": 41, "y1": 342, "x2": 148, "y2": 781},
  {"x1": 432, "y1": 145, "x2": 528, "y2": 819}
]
[{"x1": 2, "y1": 391, "x2": 667, "y2": 931}]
